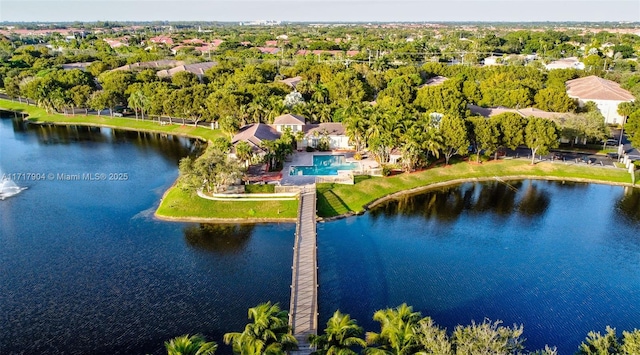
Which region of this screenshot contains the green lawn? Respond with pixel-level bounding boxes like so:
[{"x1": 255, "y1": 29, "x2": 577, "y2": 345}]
[
  {"x1": 317, "y1": 159, "x2": 634, "y2": 218},
  {"x1": 156, "y1": 184, "x2": 299, "y2": 221},
  {"x1": 0, "y1": 99, "x2": 223, "y2": 142}
]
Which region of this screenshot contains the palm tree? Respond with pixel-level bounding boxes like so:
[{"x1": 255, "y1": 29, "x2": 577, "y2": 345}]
[
  {"x1": 235, "y1": 141, "x2": 253, "y2": 169},
  {"x1": 421, "y1": 127, "x2": 443, "y2": 164},
  {"x1": 365, "y1": 304, "x2": 423, "y2": 355},
  {"x1": 165, "y1": 334, "x2": 218, "y2": 355},
  {"x1": 309, "y1": 310, "x2": 366, "y2": 355},
  {"x1": 223, "y1": 302, "x2": 298, "y2": 355},
  {"x1": 128, "y1": 90, "x2": 146, "y2": 120},
  {"x1": 312, "y1": 83, "x2": 329, "y2": 104}
]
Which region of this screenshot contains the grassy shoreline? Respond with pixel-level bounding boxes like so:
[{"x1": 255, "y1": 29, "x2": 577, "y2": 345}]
[
  {"x1": 3, "y1": 99, "x2": 637, "y2": 222},
  {"x1": 155, "y1": 181, "x2": 299, "y2": 222},
  {"x1": 317, "y1": 159, "x2": 637, "y2": 218},
  {"x1": 0, "y1": 99, "x2": 223, "y2": 141},
  {"x1": 1, "y1": 99, "x2": 299, "y2": 222}
]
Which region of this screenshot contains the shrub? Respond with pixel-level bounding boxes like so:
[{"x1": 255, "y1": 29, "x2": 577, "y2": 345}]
[
  {"x1": 354, "y1": 152, "x2": 363, "y2": 160},
  {"x1": 382, "y1": 165, "x2": 392, "y2": 177},
  {"x1": 245, "y1": 184, "x2": 275, "y2": 194},
  {"x1": 306, "y1": 146, "x2": 315, "y2": 152}
]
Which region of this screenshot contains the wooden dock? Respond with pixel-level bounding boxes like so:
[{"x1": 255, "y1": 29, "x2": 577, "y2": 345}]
[{"x1": 289, "y1": 187, "x2": 318, "y2": 355}]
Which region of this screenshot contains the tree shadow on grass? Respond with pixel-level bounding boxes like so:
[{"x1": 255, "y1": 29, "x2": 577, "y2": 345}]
[{"x1": 317, "y1": 189, "x2": 351, "y2": 218}]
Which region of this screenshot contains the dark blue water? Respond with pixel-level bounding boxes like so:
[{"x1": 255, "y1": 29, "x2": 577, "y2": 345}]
[
  {"x1": 0, "y1": 117, "x2": 295, "y2": 354},
  {"x1": 318, "y1": 181, "x2": 640, "y2": 354},
  {"x1": 3, "y1": 115, "x2": 640, "y2": 355}
]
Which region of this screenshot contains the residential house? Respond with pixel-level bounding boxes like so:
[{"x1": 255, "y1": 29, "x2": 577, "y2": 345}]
[
  {"x1": 156, "y1": 61, "x2": 217, "y2": 80},
  {"x1": 273, "y1": 113, "x2": 306, "y2": 132},
  {"x1": 229, "y1": 123, "x2": 281, "y2": 159},
  {"x1": 149, "y1": 36, "x2": 174, "y2": 45},
  {"x1": 231, "y1": 114, "x2": 353, "y2": 157},
  {"x1": 565, "y1": 76, "x2": 635, "y2": 124}
]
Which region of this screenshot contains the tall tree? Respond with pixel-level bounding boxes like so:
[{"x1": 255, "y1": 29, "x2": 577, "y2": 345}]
[
  {"x1": 439, "y1": 116, "x2": 470, "y2": 165},
  {"x1": 525, "y1": 117, "x2": 559, "y2": 164},
  {"x1": 309, "y1": 310, "x2": 366, "y2": 355},
  {"x1": 365, "y1": 303, "x2": 422, "y2": 355},
  {"x1": 223, "y1": 302, "x2": 297, "y2": 355},
  {"x1": 577, "y1": 326, "x2": 621, "y2": 355},
  {"x1": 470, "y1": 116, "x2": 500, "y2": 162}
]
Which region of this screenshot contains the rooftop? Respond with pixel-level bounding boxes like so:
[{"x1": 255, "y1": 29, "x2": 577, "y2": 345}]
[
  {"x1": 565, "y1": 75, "x2": 635, "y2": 101},
  {"x1": 273, "y1": 113, "x2": 307, "y2": 126}
]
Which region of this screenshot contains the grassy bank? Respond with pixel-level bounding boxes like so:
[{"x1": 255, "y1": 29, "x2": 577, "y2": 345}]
[
  {"x1": 156, "y1": 183, "x2": 298, "y2": 221},
  {"x1": 0, "y1": 99, "x2": 223, "y2": 142},
  {"x1": 317, "y1": 159, "x2": 634, "y2": 218}
]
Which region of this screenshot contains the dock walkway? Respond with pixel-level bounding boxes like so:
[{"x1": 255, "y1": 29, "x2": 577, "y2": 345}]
[{"x1": 289, "y1": 187, "x2": 318, "y2": 355}]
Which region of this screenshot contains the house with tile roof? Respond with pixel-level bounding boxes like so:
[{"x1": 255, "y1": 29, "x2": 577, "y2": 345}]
[
  {"x1": 230, "y1": 123, "x2": 281, "y2": 157},
  {"x1": 230, "y1": 114, "x2": 353, "y2": 157},
  {"x1": 565, "y1": 76, "x2": 635, "y2": 124},
  {"x1": 156, "y1": 62, "x2": 217, "y2": 80},
  {"x1": 273, "y1": 113, "x2": 306, "y2": 132}
]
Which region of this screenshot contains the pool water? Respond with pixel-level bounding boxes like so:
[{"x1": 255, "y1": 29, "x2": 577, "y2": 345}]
[{"x1": 289, "y1": 155, "x2": 358, "y2": 176}]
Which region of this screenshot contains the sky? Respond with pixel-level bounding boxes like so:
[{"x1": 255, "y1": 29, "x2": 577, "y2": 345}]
[{"x1": 1, "y1": 0, "x2": 639, "y2": 23}]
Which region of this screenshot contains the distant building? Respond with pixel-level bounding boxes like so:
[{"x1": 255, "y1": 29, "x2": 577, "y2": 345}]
[
  {"x1": 112, "y1": 60, "x2": 184, "y2": 71},
  {"x1": 419, "y1": 75, "x2": 448, "y2": 88},
  {"x1": 545, "y1": 57, "x2": 585, "y2": 70},
  {"x1": 467, "y1": 104, "x2": 564, "y2": 120},
  {"x1": 156, "y1": 62, "x2": 217, "y2": 80},
  {"x1": 279, "y1": 76, "x2": 303, "y2": 90},
  {"x1": 148, "y1": 36, "x2": 174, "y2": 45},
  {"x1": 483, "y1": 55, "x2": 502, "y2": 66},
  {"x1": 565, "y1": 76, "x2": 635, "y2": 124},
  {"x1": 61, "y1": 62, "x2": 93, "y2": 71}
]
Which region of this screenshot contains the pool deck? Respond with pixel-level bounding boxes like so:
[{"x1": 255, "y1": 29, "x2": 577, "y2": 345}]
[{"x1": 280, "y1": 151, "x2": 379, "y2": 186}]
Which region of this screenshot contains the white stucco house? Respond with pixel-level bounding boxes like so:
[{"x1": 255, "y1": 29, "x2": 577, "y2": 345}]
[{"x1": 565, "y1": 76, "x2": 635, "y2": 124}]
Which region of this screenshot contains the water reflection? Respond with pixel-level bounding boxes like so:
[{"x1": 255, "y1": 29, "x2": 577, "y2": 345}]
[
  {"x1": 4, "y1": 116, "x2": 200, "y2": 165},
  {"x1": 184, "y1": 224, "x2": 255, "y2": 254},
  {"x1": 616, "y1": 187, "x2": 640, "y2": 223},
  {"x1": 517, "y1": 182, "x2": 551, "y2": 217},
  {"x1": 371, "y1": 180, "x2": 551, "y2": 221}
]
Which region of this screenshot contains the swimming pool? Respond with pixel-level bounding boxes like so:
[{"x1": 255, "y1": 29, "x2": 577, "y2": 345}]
[{"x1": 289, "y1": 155, "x2": 359, "y2": 176}]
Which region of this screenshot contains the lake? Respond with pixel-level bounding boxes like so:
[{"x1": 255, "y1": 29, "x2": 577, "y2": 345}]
[
  {"x1": 1, "y1": 115, "x2": 640, "y2": 354},
  {"x1": 0, "y1": 116, "x2": 294, "y2": 354},
  {"x1": 318, "y1": 180, "x2": 640, "y2": 354}
]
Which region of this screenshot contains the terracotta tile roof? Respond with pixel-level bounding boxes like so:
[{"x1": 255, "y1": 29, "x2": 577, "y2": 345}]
[
  {"x1": 149, "y1": 36, "x2": 174, "y2": 45},
  {"x1": 273, "y1": 113, "x2": 306, "y2": 125},
  {"x1": 566, "y1": 75, "x2": 635, "y2": 101}
]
